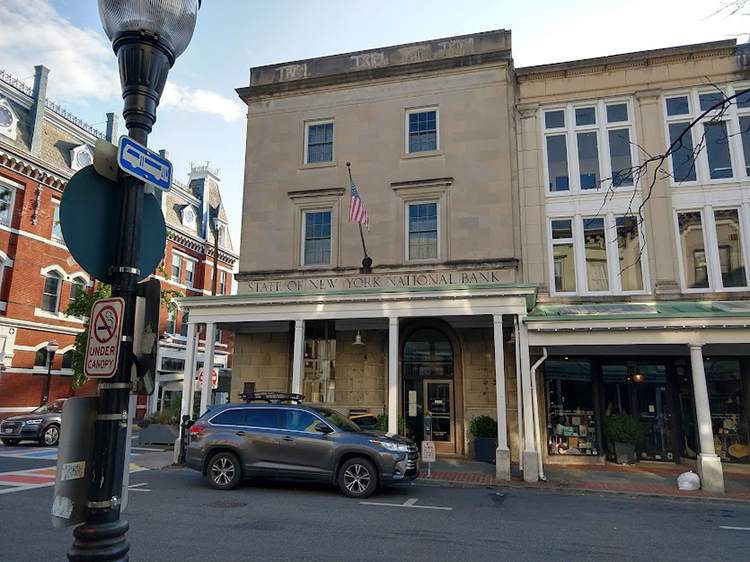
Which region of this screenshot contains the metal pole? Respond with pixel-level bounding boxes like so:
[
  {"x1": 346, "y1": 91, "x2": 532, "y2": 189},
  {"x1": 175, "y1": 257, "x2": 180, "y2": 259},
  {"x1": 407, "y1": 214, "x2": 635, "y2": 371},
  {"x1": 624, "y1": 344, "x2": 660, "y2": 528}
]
[{"x1": 42, "y1": 355, "x2": 53, "y2": 406}]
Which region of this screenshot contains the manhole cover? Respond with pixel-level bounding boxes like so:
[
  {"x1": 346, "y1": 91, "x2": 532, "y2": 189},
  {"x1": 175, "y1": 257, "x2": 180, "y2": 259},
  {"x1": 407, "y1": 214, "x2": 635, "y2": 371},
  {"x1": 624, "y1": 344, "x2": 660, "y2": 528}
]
[{"x1": 208, "y1": 501, "x2": 247, "y2": 508}]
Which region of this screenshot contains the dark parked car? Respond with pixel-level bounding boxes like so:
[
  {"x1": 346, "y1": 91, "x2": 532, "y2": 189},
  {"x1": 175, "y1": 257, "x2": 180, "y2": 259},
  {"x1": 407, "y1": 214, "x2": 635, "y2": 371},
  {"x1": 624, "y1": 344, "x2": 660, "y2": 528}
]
[
  {"x1": 0, "y1": 399, "x2": 66, "y2": 446},
  {"x1": 186, "y1": 400, "x2": 418, "y2": 498}
]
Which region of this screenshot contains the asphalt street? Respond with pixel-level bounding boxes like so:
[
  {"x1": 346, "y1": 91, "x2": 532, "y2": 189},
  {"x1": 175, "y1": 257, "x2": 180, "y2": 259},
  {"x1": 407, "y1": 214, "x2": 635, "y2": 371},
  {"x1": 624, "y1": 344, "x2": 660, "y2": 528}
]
[{"x1": 1, "y1": 443, "x2": 749, "y2": 562}]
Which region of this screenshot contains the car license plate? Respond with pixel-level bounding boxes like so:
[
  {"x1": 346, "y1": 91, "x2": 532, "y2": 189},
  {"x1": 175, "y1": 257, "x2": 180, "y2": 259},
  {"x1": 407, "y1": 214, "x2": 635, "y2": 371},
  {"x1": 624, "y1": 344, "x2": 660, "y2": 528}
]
[{"x1": 4, "y1": 427, "x2": 12, "y2": 434}]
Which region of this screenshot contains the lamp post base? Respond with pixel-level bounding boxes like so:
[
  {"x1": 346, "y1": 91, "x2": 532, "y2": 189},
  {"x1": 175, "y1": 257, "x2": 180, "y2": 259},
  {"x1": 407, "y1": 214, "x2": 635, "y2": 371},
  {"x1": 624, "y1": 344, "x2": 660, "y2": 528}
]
[{"x1": 68, "y1": 519, "x2": 130, "y2": 561}]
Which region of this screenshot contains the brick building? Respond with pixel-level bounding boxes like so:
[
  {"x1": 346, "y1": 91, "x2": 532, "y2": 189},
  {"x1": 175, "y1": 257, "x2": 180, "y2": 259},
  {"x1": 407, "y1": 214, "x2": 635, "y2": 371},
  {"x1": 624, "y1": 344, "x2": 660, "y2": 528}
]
[{"x1": 0, "y1": 65, "x2": 237, "y2": 421}]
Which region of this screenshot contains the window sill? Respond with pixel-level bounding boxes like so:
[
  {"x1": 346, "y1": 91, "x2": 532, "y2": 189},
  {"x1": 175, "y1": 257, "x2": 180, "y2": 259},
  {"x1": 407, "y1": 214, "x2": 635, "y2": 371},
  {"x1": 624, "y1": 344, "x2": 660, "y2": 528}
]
[
  {"x1": 299, "y1": 160, "x2": 338, "y2": 170},
  {"x1": 402, "y1": 150, "x2": 443, "y2": 160},
  {"x1": 33, "y1": 308, "x2": 85, "y2": 324}
]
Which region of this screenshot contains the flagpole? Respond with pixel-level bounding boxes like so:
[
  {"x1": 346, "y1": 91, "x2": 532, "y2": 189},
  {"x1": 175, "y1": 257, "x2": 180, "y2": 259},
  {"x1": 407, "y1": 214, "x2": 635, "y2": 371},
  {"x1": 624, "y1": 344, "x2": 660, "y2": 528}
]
[{"x1": 347, "y1": 162, "x2": 372, "y2": 269}]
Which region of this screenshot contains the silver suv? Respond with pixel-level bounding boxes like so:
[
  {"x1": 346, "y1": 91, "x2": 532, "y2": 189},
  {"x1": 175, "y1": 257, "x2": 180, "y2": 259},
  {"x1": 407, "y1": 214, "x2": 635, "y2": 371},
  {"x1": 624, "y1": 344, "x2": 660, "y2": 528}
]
[{"x1": 185, "y1": 401, "x2": 418, "y2": 498}]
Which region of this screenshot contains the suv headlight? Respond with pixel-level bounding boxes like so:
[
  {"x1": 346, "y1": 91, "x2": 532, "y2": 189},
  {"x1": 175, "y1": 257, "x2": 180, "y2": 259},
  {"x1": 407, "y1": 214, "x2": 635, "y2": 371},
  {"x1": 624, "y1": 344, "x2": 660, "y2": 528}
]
[
  {"x1": 25, "y1": 419, "x2": 43, "y2": 425},
  {"x1": 370, "y1": 440, "x2": 409, "y2": 452}
]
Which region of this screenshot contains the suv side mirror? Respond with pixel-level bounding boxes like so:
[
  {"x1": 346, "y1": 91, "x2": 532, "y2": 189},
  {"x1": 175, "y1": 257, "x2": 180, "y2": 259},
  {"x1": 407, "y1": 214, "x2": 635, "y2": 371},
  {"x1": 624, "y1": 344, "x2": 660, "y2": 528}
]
[{"x1": 314, "y1": 422, "x2": 333, "y2": 434}]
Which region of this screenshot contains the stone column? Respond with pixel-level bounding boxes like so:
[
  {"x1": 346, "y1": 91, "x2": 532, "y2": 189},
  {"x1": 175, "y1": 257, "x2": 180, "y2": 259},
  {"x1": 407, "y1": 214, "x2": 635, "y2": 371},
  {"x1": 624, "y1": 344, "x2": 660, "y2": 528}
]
[
  {"x1": 689, "y1": 344, "x2": 725, "y2": 493},
  {"x1": 388, "y1": 317, "x2": 399, "y2": 434},
  {"x1": 517, "y1": 317, "x2": 539, "y2": 482},
  {"x1": 493, "y1": 314, "x2": 510, "y2": 480},
  {"x1": 174, "y1": 321, "x2": 198, "y2": 462},
  {"x1": 200, "y1": 322, "x2": 216, "y2": 415},
  {"x1": 291, "y1": 320, "x2": 305, "y2": 395}
]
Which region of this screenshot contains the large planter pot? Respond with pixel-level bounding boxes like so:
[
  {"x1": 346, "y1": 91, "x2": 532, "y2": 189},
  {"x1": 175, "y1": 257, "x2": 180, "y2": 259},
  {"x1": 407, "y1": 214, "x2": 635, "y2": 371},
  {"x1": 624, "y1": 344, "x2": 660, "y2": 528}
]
[
  {"x1": 473, "y1": 437, "x2": 497, "y2": 463},
  {"x1": 138, "y1": 424, "x2": 179, "y2": 445},
  {"x1": 614, "y1": 442, "x2": 637, "y2": 465}
]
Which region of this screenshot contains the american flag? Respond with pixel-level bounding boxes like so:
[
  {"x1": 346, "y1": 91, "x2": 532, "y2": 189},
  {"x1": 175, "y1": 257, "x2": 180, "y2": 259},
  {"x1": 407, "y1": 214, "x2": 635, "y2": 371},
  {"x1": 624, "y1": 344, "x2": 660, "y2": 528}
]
[{"x1": 348, "y1": 177, "x2": 370, "y2": 230}]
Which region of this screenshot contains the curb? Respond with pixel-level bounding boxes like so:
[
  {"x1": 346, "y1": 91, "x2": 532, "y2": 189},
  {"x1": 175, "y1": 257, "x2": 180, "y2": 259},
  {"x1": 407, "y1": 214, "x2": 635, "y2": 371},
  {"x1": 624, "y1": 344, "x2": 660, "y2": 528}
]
[{"x1": 411, "y1": 477, "x2": 750, "y2": 504}]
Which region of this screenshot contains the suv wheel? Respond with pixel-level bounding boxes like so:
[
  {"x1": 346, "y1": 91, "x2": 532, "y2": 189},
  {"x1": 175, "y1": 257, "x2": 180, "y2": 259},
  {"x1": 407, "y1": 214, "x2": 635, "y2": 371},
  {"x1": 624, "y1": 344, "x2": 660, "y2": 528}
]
[
  {"x1": 41, "y1": 425, "x2": 60, "y2": 447},
  {"x1": 208, "y1": 452, "x2": 242, "y2": 490},
  {"x1": 338, "y1": 457, "x2": 378, "y2": 498},
  {"x1": 1, "y1": 438, "x2": 20, "y2": 446}
]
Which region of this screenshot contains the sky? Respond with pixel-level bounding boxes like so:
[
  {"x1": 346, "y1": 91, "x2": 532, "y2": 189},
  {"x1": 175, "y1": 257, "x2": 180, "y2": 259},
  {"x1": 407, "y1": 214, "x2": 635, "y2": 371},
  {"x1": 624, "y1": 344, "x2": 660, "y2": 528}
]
[{"x1": 0, "y1": 0, "x2": 747, "y2": 260}]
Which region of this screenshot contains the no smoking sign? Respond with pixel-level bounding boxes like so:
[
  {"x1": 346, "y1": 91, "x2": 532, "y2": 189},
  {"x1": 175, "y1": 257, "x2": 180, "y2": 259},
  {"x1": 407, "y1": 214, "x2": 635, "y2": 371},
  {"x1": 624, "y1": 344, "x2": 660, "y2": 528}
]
[{"x1": 84, "y1": 297, "x2": 124, "y2": 378}]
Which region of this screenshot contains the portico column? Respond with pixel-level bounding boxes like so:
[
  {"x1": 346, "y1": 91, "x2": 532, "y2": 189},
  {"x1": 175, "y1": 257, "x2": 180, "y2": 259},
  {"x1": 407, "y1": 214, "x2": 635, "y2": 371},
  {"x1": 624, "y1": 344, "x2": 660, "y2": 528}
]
[
  {"x1": 493, "y1": 314, "x2": 511, "y2": 480},
  {"x1": 388, "y1": 317, "x2": 399, "y2": 434},
  {"x1": 689, "y1": 344, "x2": 725, "y2": 493},
  {"x1": 175, "y1": 321, "x2": 198, "y2": 463},
  {"x1": 517, "y1": 316, "x2": 539, "y2": 482},
  {"x1": 291, "y1": 320, "x2": 305, "y2": 395},
  {"x1": 200, "y1": 322, "x2": 216, "y2": 415}
]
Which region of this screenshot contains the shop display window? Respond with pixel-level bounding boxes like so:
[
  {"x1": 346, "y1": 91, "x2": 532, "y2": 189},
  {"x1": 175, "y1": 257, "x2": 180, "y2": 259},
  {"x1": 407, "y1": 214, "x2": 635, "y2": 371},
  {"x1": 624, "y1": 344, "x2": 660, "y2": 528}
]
[
  {"x1": 705, "y1": 359, "x2": 750, "y2": 464},
  {"x1": 545, "y1": 360, "x2": 598, "y2": 456}
]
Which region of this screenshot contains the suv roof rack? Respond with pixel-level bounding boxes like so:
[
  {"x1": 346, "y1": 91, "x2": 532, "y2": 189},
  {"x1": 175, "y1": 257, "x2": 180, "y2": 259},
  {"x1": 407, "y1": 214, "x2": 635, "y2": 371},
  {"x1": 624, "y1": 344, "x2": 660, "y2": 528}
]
[{"x1": 239, "y1": 391, "x2": 305, "y2": 404}]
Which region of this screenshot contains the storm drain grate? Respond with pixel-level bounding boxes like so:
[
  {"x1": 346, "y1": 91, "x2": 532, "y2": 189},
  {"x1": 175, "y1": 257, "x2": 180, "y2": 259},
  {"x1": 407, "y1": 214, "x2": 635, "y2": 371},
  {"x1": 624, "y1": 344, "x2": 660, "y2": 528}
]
[{"x1": 208, "y1": 501, "x2": 247, "y2": 508}]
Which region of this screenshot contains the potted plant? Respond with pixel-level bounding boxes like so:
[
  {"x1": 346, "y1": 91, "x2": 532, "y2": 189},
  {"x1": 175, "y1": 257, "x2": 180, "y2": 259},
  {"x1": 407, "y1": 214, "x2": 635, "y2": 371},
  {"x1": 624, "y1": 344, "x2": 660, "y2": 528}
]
[
  {"x1": 138, "y1": 396, "x2": 180, "y2": 445},
  {"x1": 470, "y1": 415, "x2": 498, "y2": 463},
  {"x1": 603, "y1": 414, "x2": 644, "y2": 464},
  {"x1": 375, "y1": 414, "x2": 406, "y2": 434}
]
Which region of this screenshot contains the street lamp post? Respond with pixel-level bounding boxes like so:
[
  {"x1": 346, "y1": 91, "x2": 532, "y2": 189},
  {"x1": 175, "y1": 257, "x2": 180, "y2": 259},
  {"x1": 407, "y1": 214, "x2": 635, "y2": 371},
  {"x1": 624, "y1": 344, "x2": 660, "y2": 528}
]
[
  {"x1": 41, "y1": 339, "x2": 58, "y2": 406},
  {"x1": 67, "y1": 2, "x2": 200, "y2": 560}
]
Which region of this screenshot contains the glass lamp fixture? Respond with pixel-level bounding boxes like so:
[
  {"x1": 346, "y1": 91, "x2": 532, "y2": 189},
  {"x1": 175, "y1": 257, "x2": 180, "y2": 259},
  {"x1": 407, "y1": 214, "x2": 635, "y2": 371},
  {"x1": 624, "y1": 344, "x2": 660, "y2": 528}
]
[
  {"x1": 46, "y1": 338, "x2": 59, "y2": 357},
  {"x1": 353, "y1": 329, "x2": 365, "y2": 346}
]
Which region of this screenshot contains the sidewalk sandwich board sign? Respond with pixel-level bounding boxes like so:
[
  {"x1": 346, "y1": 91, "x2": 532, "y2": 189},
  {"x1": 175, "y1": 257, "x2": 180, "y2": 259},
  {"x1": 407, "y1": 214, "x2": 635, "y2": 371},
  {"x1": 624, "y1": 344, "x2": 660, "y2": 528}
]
[{"x1": 84, "y1": 297, "x2": 124, "y2": 379}]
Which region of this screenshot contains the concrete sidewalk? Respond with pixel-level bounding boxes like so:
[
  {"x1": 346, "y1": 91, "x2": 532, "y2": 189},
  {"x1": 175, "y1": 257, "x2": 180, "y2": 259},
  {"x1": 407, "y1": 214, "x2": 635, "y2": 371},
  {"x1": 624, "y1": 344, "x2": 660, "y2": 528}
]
[
  {"x1": 418, "y1": 457, "x2": 750, "y2": 501},
  {"x1": 133, "y1": 450, "x2": 178, "y2": 470}
]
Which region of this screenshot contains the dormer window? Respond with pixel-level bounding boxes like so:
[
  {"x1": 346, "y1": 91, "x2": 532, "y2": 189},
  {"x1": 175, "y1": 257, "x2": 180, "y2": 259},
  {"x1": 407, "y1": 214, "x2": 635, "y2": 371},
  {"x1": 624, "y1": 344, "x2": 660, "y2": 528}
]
[
  {"x1": 0, "y1": 97, "x2": 18, "y2": 141},
  {"x1": 182, "y1": 206, "x2": 196, "y2": 228},
  {"x1": 70, "y1": 145, "x2": 94, "y2": 171}
]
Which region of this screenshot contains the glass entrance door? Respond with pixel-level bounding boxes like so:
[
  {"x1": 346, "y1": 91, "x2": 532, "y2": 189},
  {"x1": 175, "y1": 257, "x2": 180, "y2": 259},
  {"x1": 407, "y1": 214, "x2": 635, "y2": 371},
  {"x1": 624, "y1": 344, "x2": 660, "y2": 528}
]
[
  {"x1": 635, "y1": 384, "x2": 672, "y2": 461},
  {"x1": 424, "y1": 380, "x2": 454, "y2": 453}
]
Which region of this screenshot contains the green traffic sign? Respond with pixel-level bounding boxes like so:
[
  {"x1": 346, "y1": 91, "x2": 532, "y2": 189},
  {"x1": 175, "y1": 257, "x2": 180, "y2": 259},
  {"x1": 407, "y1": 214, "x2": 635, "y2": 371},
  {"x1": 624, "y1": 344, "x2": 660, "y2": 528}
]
[{"x1": 59, "y1": 165, "x2": 166, "y2": 282}]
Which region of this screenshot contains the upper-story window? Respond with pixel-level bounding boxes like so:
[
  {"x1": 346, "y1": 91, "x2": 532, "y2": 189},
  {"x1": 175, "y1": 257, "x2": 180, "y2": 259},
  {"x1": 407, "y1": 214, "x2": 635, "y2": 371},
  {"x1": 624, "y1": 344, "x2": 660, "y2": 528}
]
[
  {"x1": 665, "y1": 85, "x2": 750, "y2": 185},
  {"x1": 51, "y1": 203, "x2": 63, "y2": 242},
  {"x1": 185, "y1": 259, "x2": 196, "y2": 288},
  {"x1": 543, "y1": 99, "x2": 636, "y2": 194},
  {"x1": 0, "y1": 97, "x2": 18, "y2": 141},
  {"x1": 407, "y1": 109, "x2": 438, "y2": 153},
  {"x1": 166, "y1": 309, "x2": 176, "y2": 334},
  {"x1": 69, "y1": 277, "x2": 86, "y2": 307},
  {"x1": 42, "y1": 272, "x2": 62, "y2": 313},
  {"x1": 302, "y1": 210, "x2": 332, "y2": 266},
  {"x1": 0, "y1": 182, "x2": 15, "y2": 227},
  {"x1": 182, "y1": 206, "x2": 196, "y2": 228},
  {"x1": 675, "y1": 207, "x2": 749, "y2": 292},
  {"x1": 407, "y1": 202, "x2": 439, "y2": 260},
  {"x1": 548, "y1": 215, "x2": 646, "y2": 296},
  {"x1": 171, "y1": 254, "x2": 182, "y2": 283},
  {"x1": 305, "y1": 122, "x2": 334, "y2": 164},
  {"x1": 219, "y1": 270, "x2": 227, "y2": 295}
]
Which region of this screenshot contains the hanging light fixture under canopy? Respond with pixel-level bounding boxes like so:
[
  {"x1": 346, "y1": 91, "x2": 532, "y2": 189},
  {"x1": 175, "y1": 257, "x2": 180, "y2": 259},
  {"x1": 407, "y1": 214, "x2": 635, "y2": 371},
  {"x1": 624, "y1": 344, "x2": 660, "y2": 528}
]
[{"x1": 353, "y1": 329, "x2": 365, "y2": 346}]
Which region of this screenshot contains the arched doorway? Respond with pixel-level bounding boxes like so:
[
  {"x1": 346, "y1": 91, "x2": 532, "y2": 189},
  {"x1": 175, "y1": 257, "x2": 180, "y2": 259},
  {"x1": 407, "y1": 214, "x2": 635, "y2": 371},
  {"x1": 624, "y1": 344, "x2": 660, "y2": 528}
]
[{"x1": 402, "y1": 328, "x2": 457, "y2": 454}]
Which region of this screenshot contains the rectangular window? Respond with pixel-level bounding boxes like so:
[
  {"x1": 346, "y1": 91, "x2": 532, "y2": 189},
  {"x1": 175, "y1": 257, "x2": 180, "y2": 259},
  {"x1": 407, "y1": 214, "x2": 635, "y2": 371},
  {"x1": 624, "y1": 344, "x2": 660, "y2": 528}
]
[
  {"x1": 306, "y1": 122, "x2": 333, "y2": 164},
  {"x1": 408, "y1": 202, "x2": 438, "y2": 260},
  {"x1": 668, "y1": 122, "x2": 697, "y2": 182},
  {"x1": 545, "y1": 360, "x2": 598, "y2": 457},
  {"x1": 551, "y1": 219, "x2": 576, "y2": 293},
  {"x1": 616, "y1": 216, "x2": 644, "y2": 292},
  {"x1": 42, "y1": 275, "x2": 60, "y2": 313},
  {"x1": 171, "y1": 254, "x2": 181, "y2": 282},
  {"x1": 185, "y1": 260, "x2": 195, "y2": 288},
  {"x1": 577, "y1": 132, "x2": 599, "y2": 189},
  {"x1": 166, "y1": 310, "x2": 175, "y2": 334},
  {"x1": 739, "y1": 115, "x2": 750, "y2": 176},
  {"x1": 408, "y1": 110, "x2": 438, "y2": 153},
  {"x1": 51, "y1": 204, "x2": 63, "y2": 241},
  {"x1": 714, "y1": 209, "x2": 747, "y2": 288},
  {"x1": 303, "y1": 210, "x2": 332, "y2": 266},
  {"x1": 219, "y1": 271, "x2": 227, "y2": 295},
  {"x1": 546, "y1": 135, "x2": 569, "y2": 192},
  {"x1": 0, "y1": 185, "x2": 13, "y2": 226},
  {"x1": 180, "y1": 310, "x2": 190, "y2": 337},
  {"x1": 583, "y1": 218, "x2": 608, "y2": 292},
  {"x1": 704, "y1": 121, "x2": 733, "y2": 179},
  {"x1": 678, "y1": 212, "x2": 709, "y2": 289},
  {"x1": 608, "y1": 129, "x2": 633, "y2": 186},
  {"x1": 303, "y1": 321, "x2": 336, "y2": 403}
]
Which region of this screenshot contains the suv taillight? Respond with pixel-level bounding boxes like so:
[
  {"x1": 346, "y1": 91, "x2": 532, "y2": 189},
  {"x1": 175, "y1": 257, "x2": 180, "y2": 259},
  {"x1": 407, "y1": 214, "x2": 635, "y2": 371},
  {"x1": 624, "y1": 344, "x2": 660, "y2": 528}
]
[{"x1": 189, "y1": 425, "x2": 205, "y2": 434}]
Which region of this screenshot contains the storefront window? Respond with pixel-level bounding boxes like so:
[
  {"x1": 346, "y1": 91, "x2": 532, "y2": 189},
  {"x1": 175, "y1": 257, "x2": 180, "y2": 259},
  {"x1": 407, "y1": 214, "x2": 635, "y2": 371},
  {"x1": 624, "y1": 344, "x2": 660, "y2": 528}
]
[
  {"x1": 705, "y1": 359, "x2": 749, "y2": 464},
  {"x1": 545, "y1": 360, "x2": 598, "y2": 456},
  {"x1": 303, "y1": 321, "x2": 336, "y2": 403}
]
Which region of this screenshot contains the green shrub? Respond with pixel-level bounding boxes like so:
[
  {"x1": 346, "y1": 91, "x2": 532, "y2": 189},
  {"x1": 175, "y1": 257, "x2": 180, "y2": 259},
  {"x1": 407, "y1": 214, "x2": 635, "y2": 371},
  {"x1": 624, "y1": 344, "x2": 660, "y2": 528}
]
[
  {"x1": 141, "y1": 395, "x2": 181, "y2": 427},
  {"x1": 376, "y1": 414, "x2": 405, "y2": 434},
  {"x1": 603, "y1": 414, "x2": 644, "y2": 445},
  {"x1": 469, "y1": 415, "x2": 498, "y2": 438}
]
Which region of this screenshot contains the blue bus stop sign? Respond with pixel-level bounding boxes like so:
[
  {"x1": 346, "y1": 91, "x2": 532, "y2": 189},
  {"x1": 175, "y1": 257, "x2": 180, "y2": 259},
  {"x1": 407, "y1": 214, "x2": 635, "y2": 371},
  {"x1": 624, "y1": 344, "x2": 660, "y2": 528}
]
[{"x1": 59, "y1": 166, "x2": 166, "y2": 282}]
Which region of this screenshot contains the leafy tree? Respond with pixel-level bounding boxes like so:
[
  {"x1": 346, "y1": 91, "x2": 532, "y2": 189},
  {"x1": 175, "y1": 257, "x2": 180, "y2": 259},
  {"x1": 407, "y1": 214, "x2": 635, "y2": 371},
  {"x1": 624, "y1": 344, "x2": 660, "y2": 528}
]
[{"x1": 65, "y1": 265, "x2": 183, "y2": 389}]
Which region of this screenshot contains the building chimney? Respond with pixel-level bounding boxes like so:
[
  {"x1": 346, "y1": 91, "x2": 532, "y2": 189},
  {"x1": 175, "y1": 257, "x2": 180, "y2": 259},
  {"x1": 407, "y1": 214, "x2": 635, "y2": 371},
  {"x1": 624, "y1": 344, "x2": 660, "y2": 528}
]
[
  {"x1": 29, "y1": 65, "x2": 50, "y2": 157},
  {"x1": 105, "y1": 112, "x2": 119, "y2": 143}
]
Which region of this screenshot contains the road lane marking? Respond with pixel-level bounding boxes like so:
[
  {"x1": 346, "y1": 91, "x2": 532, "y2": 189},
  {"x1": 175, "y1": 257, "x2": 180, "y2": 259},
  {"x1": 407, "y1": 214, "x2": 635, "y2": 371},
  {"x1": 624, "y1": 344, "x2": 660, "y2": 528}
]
[
  {"x1": 128, "y1": 483, "x2": 151, "y2": 492},
  {"x1": 720, "y1": 526, "x2": 750, "y2": 531},
  {"x1": 360, "y1": 497, "x2": 452, "y2": 511}
]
